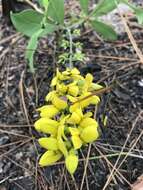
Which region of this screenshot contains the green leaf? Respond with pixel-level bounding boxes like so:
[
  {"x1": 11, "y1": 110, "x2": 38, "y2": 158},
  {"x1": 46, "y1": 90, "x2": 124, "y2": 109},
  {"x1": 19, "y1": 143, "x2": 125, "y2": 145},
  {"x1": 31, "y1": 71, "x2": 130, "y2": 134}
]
[
  {"x1": 91, "y1": 20, "x2": 117, "y2": 40},
  {"x1": 134, "y1": 8, "x2": 143, "y2": 25},
  {"x1": 25, "y1": 29, "x2": 43, "y2": 72},
  {"x1": 25, "y1": 24, "x2": 56, "y2": 72},
  {"x1": 80, "y1": 0, "x2": 89, "y2": 15},
  {"x1": 92, "y1": 0, "x2": 117, "y2": 17},
  {"x1": 47, "y1": 0, "x2": 64, "y2": 24},
  {"x1": 41, "y1": 0, "x2": 49, "y2": 9},
  {"x1": 42, "y1": 23, "x2": 57, "y2": 35},
  {"x1": 10, "y1": 9, "x2": 44, "y2": 37}
]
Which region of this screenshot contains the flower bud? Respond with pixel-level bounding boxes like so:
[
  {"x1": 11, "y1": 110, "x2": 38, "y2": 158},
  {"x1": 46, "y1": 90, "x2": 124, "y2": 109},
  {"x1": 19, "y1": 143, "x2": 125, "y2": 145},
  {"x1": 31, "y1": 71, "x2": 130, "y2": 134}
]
[
  {"x1": 65, "y1": 154, "x2": 78, "y2": 174},
  {"x1": 38, "y1": 137, "x2": 58, "y2": 150},
  {"x1": 34, "y1": 118, "x2": 58, "y2": 135},
  {"x1": 39, "y1": 150, "x2": 62, "y2": 166},
  {"x1": 37, "y1": 105, "x2": 59, "y2": 118}
]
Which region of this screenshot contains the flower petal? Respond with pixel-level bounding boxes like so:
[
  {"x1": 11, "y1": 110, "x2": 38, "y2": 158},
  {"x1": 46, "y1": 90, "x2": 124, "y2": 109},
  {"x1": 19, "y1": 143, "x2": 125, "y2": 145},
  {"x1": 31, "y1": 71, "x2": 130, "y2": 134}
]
[
  {"x1": 38, "y1": 137, "x2": 58, "y2": 150},
  {"x1": 71, "y1": 68, "x2": 80, "y2": 75},
  {"x1": 67, "y1": 112, "x2": 81, "y2": 124},
  {"x1": 71, "y1": 135, "x2": 82, "y2": 149},
  {"x1": 90, "y1": 83, "x2": 103, "y2": 90},
  {"x1": 37, "y1": 105, "x2": 59, "y2": 118},
  {"x1": 80, "y1": 118, "x2": 98, "y2": 128},
  {"x1": 39, "y1": 150, "x2": 62, "y2": 166},
  {"x1": 51, "y1": 77, "x2": 57, "y2": 86},
  {"x1": 34, "y1": 118, "x2": 58, "y2": 135},
  {"x1": 52, "y1": 95, "x2": 67, "y2": 110},
  {"x1": 80, "y1": 126, "x2": 99, "y2": 143},
  {"x1": 68, "y1": 85, "x2": 79, "y2": 97}
]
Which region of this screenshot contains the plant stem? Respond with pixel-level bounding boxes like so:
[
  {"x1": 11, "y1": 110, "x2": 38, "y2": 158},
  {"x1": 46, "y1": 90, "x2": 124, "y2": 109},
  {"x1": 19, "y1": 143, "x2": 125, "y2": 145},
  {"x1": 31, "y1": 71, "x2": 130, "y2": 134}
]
[{"x1": 67, "y1": 28, "x2": 73, "y2": 69}]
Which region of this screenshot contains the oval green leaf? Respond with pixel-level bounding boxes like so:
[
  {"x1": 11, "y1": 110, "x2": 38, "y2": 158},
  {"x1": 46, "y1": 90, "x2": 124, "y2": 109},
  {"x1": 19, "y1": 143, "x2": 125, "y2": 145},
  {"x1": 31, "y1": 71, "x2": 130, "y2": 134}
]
[
  {"x1": 10, "y1": 9, "x2": 44, "y2": 37},
  {"x1": 91, "y1": 20, "x2": 117, "y2": 40}
]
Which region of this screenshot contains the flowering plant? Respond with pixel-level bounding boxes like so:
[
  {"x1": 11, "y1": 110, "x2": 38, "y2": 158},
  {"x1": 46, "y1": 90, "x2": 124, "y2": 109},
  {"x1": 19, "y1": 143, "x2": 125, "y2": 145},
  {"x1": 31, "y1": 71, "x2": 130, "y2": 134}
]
[{"x1": 34, "y1": 68, "x2": 103, "y2": 174}]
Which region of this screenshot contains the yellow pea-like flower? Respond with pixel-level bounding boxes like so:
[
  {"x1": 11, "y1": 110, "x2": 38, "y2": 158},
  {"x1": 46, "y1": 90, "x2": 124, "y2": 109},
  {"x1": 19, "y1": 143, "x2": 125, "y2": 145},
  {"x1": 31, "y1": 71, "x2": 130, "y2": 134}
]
[
  {"x1": 37, "y1": 105, "x2": 59, "y2": 118},
  {"x1": 84, "y1": 73, "x2": 93, "y2": 90},
  {"x1": 51, "y1": 76, "x2": 58, "y2": 86},
  {"x1": 68, "y1": 108, "x2": 83, "y2": 124},
  {"x1": 80, "y1": 125, "x2": 99, "y2": 143},
  {"x1": 91, "y1": 95, "x2": 100, "y2": 105},
  {"x1": 56, "y1": 83, "x2": 67, "y2": 94},
  {"x1": 66, "y1": 95, "x2": 77, "y2": 103},
  {"x1": 68, "y1": 85, "x2": 79, "y2": 97},
  {"x1": 80, "y1": 117, "x2": 98, "y2": 128},
  {"x1": 34, "y1": 118, "x2": 58, "y2": 135},
  {"x1": 67, "y1": 112, "x2": 80, "y2": 124},
  {"x1": 69, "y1": 128, "x2": 82, "y2": 149},
  {"x1": 38, "y1": 137, "x2": 58, "y2": 150},
  {"x1": 35, "y1": 68, "x2": 102, "y2": 174},
  {"x1": 58, "y1": 138, "x2": 68, "y2": 157},
  {"x1": 90, "y1": 83, "x2": 103, "y2": 91},
  {"x1": 39, "y1": 150, "x2": 62, "y2": 166},
  {"x1": 69, "y1": 103, "x2": 80, "y2": 112},
  {"x1": 71, "y1": 68, "x2": 80, "y2": 75},
  {"x1": 52, "y1": 95, "x2": 67, "y2": 110},
  {"x1": 45, "y1": 91, "x2": 56, "y2": 102},
  {"x1": 80, "y1": 95, "x2": 100, "y2": 108},
  {"x1": 65, "y1": 154, "x2": 78, "y2": 174}
]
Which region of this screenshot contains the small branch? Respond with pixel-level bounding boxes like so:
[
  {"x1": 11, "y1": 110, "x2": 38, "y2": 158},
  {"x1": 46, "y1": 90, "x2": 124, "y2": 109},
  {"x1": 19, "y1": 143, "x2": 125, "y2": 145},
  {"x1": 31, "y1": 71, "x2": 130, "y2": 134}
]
[{"x1": 24, "y1": 0, "x2": 43, "y2": 13}]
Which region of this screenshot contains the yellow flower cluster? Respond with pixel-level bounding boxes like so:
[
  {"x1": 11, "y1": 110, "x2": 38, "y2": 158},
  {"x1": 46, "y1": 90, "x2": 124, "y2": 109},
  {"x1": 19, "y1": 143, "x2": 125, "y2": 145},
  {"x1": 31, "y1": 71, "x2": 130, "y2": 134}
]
[{"x1": 34, "y1": 68, "x2": 103, "y2": 174}]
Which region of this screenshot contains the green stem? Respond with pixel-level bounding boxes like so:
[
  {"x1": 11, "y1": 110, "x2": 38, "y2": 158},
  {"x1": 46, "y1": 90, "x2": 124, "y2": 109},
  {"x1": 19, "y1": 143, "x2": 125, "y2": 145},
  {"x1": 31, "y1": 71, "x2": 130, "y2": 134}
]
[{"x1": 67, "y1": 28, "x2": 73, "y2": 69}]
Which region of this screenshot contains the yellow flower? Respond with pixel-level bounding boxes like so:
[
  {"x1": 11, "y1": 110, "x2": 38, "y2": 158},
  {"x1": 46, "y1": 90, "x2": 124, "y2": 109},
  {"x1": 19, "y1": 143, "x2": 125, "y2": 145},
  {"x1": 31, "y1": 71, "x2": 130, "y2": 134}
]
[
  {"x1": 68, "y1": 85, "x2": 79, "y2": 97},
  {"x1": 56, "y1": 83, "x2": 67, "y2": 94},
  {"x1": 37, "y1": 105, "x2": 59, "y2": 118},
  {"x1": 38, "y1": 137, "x2": 58, "y2": 150},
  {"x1": 80, "y1": 117, "x2": 98, "y2": 128},
  {"x1": 69, "y1": 93, "x2": 100, "y2": 112},
  {"x1": 67, "y1": 108, "x2": 83, "y2": 124},
  {"x1": 35, "y1": 68, "x2": 102, "y2": 173},
  {"x1": 34, "y1": 118, "x2": 58, "y2": 136},
  {"x1": 79, "y1": 93, "x2": 100, "y2": 108},
  {"x1": 65, "y1": 154, "x2": 78, "y2": 174},
  {"x1": 52, "y1": 95, "x2": 67, "y2": 110},
  {"x1": 90, "y1": 83, "x2": 103, "y2": 91},
  {"x1": 45, "y1": 91, "x2": 56, "y2": 102},
  {"x1": 39, "y1": 150, "x2": 62, "y2": 166},
  {"x1": 70, "y1": 68, "x2": 80, "y2": 75},
  {"x1": 69, "y1": 128, "x2": 82, "y2": 149},
  {"x1": 83, "y1": 73, "x2": 93, "y2": 92},
  {"x1": 80, "y1": 125, "x2": 99, "y2": 143}
]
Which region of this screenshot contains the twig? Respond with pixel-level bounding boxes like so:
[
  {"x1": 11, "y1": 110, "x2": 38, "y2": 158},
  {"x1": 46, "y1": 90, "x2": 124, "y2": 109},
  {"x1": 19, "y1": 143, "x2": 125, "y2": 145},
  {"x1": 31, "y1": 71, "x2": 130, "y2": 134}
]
[
  {"x1": 24, "y1": 0, "x2": 43, "y2": 13},
  {"x1": 80, "y1": 144, "x2": 92, "y2": 190},
  {"x1": 102, "y1": 111, "x2": 142, "y2": 190},
  {"x1": 120, "y1": 14, "x2": 143, "y2": 64}
]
